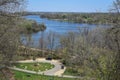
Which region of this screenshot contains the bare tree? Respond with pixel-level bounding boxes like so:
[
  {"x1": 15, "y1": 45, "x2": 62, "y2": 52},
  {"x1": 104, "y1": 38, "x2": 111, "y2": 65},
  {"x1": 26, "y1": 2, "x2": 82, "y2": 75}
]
[
  {"x1": 110, "y1": 0, "x2": 120, "y2": 23},
  {"x1": 46, "y1": 31, "x2": 56, "y2": 59},
  {"x1": 111, "y1": 0, "x2": 120, "y2": 13},
  {"x1": 0, "y1": 0, "x2": 26, "y2": 79},
  {"x1": 105, "y1": 0, "x2": 120, "y2": 79},
  {"x1": 105, "y1": 26, "x2": 120, "y2": 80},
  {"x1": 0, "y1": 0, "x2": 26, "y2": 13},
  {"x1": 39, "y1": 31, "x2": 46, "y2": 57}
]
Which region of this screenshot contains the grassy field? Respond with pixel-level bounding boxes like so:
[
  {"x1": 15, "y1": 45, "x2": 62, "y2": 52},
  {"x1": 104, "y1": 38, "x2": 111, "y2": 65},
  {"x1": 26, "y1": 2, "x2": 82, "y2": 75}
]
[
  {"x1": 15, "y1": 63, "x2": 54, "y2": 72},
  {"x1": 13, "y1": 70, "x2": 81, "y2": 80},
  {"x1": 64, "y1": 68, "x2": 80, "y2": 76}
]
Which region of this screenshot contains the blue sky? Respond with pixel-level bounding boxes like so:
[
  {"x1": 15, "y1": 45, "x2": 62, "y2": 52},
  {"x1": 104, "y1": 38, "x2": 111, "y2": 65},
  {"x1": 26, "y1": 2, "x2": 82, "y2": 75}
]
[{"x1": 27, "y1": 0, "x2": 114, "y2": 12}]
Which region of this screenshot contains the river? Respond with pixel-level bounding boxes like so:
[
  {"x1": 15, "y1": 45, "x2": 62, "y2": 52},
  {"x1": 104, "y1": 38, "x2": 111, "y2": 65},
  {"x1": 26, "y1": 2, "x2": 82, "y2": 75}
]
[{"x1": 22, "y1": 15, "x2": 109, "y2": 48}]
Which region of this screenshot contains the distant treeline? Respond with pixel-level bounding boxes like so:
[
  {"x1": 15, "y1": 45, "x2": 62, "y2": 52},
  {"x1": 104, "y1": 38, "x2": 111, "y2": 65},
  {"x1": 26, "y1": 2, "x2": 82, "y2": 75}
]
[
  {"x1": 40, "y1": 13, "x2": 120, "y2": 24},
  {"x1": 21, "y1": 12, "x2": 120, "y2": 24}
]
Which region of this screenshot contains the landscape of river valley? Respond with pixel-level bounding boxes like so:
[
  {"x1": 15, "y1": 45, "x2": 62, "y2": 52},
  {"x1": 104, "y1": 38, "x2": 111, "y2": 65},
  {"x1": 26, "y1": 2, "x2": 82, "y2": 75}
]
[{"x1": 1, "y1": 0, "x2": 120, "y2": 80}]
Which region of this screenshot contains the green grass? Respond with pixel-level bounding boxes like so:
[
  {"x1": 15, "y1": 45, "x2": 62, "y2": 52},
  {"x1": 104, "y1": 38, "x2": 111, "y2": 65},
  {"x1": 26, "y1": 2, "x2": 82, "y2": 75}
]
[
  {"x1": 15, "y1": 63, "x2": 54, "y2": 72},
  {"x1": 13, "y1": 70, "x2": 81, "y2": 80},
  {"x1": 64, "y1": 68, "x2": 80, "y2": 76}
]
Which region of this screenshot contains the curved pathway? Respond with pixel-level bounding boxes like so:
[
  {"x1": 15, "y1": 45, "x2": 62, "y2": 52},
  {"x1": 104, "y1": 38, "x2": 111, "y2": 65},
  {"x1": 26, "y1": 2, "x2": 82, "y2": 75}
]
[
  {"x1": 10, "y1": 58, "x2": 66, "y2": 76},
  {"x1": 10, "y1": 58, "x2": 83, "y2": 79}
]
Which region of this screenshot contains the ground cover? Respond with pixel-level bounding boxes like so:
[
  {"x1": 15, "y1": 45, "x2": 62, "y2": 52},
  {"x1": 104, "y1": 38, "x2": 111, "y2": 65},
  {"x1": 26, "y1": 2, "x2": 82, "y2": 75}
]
[
  {"x1": 15, "y1": 63, "x2": 54, "y2": 72},
  {"x1": 14, "y1": 70, "x2": 80, "y2": 80}
]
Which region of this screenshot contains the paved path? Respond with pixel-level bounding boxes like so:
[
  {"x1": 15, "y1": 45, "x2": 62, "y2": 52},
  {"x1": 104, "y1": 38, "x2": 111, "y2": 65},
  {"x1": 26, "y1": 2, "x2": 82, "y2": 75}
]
[
  {"x1": 10, "y1": 58, "x2": 65, "y2": 76},
  {"x1": 10, "y1": 58, "x2": 84, "y2": 79}
]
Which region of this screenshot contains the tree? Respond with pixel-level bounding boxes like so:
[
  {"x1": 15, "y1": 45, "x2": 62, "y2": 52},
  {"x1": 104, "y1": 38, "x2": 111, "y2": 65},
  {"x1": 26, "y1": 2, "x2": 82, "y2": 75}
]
[
  {"x1": 0, "y1": 0, "x2": 26, "y2": 13},
  {"x1": 46, "y1": 31, "x2": 56, "y2": 58},
  {"x1": 105, "y1": 0, "x2": 120, "y2": 79},
  {"x1": 111, "y1": 0, "x2": 120, "y2": 13},
  {"x1": 105, "y1": 26, "x2": 120, "y2": 80},
  {"x1": 0, "y1": 0, "x2": 26, "y2": 79},
  {"x1": 39, "y1": 31, "x2": 46, "y2": 57},
  {"x1": 110, "y1": 0, "x2": 120, "y2": 23},
  {"x1": 60, "y1": 32, "x2": 76, "y2": 66}
]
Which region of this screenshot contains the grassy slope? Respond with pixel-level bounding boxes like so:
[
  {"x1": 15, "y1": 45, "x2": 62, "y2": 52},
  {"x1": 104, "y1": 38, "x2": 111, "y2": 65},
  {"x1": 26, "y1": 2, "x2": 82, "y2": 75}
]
[{"x1": 14, "y1": 70, "x2": 81, "y2": 80}]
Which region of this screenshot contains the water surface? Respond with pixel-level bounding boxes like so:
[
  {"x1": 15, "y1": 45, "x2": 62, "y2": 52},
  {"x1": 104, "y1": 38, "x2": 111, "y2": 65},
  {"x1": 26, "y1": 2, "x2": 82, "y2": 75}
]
[{"x1": 22, "y1": 15, "x2": 108, "y2": 48}]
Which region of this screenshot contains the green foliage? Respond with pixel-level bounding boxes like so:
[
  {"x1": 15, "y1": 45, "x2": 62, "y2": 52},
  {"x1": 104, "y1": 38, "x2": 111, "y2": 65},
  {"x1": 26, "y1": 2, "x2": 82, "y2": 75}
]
[
  {"x1": 64, "y1": 67, "x2": 80, "y2": 76},
  {"x1": 58, "y1": 26, "x2": 120, "y2": 80},
  {"x1": 40, "y1": 13, "x2": 120, "y2": 24},
  {"x1": 18, "y1": 19, "x2": 46, "y2": 34}
]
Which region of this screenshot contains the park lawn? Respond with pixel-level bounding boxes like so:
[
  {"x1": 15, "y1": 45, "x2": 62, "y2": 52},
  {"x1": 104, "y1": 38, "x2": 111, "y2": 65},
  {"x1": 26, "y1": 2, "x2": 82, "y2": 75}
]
[
  {"x1": 13, "y1": 70, "x2": 81, "y2": 80},
  {"x1": 15, "y1": 63, "x2": 54, "y2": 72},
  {"x1": 64, "y1": 68, "x2": 80, "y2": 76}
]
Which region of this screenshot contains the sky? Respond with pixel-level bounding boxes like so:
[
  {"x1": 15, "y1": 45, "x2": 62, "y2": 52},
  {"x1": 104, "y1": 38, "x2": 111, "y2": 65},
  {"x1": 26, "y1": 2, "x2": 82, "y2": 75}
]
[{"x1": 27, "y1": 0, "x2": 114, "y2": 12}]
